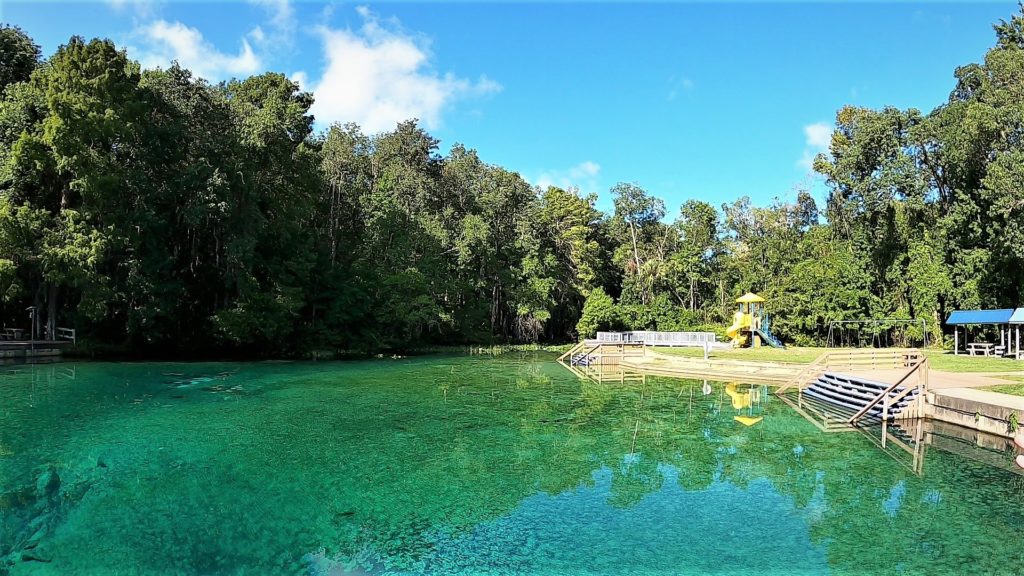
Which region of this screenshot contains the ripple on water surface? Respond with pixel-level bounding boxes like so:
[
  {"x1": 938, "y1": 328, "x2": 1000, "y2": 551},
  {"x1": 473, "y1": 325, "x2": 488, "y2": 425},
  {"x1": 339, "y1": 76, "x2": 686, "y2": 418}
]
[{"x1": 1, "y1": 355, "x2": 1023, "y2": 575}]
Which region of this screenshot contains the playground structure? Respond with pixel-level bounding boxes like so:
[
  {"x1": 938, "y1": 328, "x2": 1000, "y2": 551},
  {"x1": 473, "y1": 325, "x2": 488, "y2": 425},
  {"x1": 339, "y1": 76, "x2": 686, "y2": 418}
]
[
  {"x1": 726, "y1": 293, "x2": 785, "y2": 349},
  {"x1": 726, "y1": 382, "x2": 766, "y2": 426}
]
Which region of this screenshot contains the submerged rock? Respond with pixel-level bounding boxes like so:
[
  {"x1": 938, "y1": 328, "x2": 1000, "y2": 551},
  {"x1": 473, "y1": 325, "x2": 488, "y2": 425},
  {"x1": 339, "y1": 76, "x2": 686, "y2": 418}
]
[
  {"x1": 21, "y1": 549, "x2": 52, "y2": 563},
  {"x1": 34, "y1": 468, "x2": 60, "y2": 500}
]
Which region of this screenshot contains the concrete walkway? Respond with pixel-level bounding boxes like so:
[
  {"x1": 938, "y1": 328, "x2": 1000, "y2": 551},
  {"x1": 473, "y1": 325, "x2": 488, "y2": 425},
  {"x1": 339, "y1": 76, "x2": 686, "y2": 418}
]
[
  {"x1": 847, "y1": 368, "x2": 1014, "y2": 389},
  {"x1": 935, "y1": 387, "x2": 1024, "y2": 411},
  {"x1": 930, "y1": 370, "x2": 1016, "y2": 389}
]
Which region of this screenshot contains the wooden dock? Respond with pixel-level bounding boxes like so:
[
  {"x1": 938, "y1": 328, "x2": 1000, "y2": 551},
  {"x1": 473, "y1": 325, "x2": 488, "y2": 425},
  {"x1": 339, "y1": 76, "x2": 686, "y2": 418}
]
[
  {"x1": 0, "y1": 340, "x2": 73, "y2": 360},
  {"x1": 559, "y1": 341, "x2": 804, "y2": 383},
  {"x1": 622, "y1": 350, "x2": 803, "y2": 383}
]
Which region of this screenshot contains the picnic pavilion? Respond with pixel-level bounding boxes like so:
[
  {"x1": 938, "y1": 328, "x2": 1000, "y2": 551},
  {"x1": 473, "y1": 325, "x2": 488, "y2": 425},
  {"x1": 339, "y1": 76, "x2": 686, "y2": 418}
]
[{"x1": 945, "y1": 308, "x2": 1024, "y2": 358}]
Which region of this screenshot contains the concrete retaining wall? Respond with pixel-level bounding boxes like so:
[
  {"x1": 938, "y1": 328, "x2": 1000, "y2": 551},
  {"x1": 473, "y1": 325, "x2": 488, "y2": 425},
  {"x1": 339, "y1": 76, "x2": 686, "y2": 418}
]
[{"x1": 924, "y1": 390, "x2": 1024, "y2": 439}]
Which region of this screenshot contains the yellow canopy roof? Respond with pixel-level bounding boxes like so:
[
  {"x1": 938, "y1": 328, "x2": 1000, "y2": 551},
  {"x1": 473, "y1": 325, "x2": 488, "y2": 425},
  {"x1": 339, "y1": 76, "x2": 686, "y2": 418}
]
[
  {"x1": 734, "y1": 415, "x2": 763, "y2": 426},
  {"x1": 736, "y1": 292, "x2": 765, "y2": 303}
]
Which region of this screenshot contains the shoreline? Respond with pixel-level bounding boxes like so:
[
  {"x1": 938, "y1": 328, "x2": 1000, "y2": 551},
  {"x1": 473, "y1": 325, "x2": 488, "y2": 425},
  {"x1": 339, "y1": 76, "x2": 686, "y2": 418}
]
[{"x1": 563, "y1": 343, "x2": 1024, "y2": 439}]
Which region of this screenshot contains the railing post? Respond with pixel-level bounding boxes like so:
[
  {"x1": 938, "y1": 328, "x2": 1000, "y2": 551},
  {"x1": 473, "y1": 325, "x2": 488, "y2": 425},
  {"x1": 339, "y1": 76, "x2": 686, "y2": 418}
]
[{"x1": 882, "y1": 389, "x2": 890, "y2": 423}]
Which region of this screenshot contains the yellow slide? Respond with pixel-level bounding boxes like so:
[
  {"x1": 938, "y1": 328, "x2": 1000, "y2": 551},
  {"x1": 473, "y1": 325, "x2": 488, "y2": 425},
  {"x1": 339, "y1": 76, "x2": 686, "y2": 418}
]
[
  {"x1": 726, "y1": 384, "x2": 763, "y2": 426},
  {"x1": 726, "y1": 310, "x2": 747, "y2": 346},
  {"x1": 725, "y1": 383, "x2": 750, "y2": 409}
]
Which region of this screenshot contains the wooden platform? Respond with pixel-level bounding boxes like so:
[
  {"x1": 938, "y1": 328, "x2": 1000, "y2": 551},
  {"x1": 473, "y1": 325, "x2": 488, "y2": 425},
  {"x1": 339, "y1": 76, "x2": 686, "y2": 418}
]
[
  {"x1": 561, "y1": 345, "x2": 912, "y2": 385},
  {"x1": 0, "y1": 340, "x2": 72, "y2": 359},
  {"x1": 620, "y1": 351, "x2": 803, "y2": 383}
]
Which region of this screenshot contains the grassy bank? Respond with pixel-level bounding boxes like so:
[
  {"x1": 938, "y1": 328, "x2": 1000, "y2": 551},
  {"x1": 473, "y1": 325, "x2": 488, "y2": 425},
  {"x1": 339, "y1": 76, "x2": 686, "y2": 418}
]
[{"x1": 984, "y1": 383, "x2": 1024, "y2": 397}]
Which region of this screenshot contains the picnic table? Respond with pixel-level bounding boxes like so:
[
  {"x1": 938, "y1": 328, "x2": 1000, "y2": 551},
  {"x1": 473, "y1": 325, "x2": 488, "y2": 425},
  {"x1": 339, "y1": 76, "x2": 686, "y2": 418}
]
[{"x1": 967, "y1": 342, "x2": 996, "y2": 356}]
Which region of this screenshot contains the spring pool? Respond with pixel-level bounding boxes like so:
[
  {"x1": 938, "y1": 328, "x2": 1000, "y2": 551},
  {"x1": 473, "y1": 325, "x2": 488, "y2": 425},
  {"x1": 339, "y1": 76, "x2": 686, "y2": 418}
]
[{"x1": 2, "y1": 354, "x2": 1023, "y2": 574}]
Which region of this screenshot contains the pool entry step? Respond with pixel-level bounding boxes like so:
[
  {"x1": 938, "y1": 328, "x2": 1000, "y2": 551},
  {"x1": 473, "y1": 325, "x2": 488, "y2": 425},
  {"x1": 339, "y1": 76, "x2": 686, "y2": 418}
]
[
  {"x1": 801, "y1": 372, "x2": 921, "y2": 422},
  {"x1": 570, "y1": 352, "x2": 595, "y2": 366}
]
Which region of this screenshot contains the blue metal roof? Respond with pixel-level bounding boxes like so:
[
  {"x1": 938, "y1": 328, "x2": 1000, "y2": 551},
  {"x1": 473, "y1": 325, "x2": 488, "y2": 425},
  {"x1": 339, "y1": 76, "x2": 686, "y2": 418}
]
[
  {"x1": 1011, "y1": 308, "x2": 1024, "y2": 324},
  {"x1": 946, "y1": 309, "x2": 1016, "y2": 325}
]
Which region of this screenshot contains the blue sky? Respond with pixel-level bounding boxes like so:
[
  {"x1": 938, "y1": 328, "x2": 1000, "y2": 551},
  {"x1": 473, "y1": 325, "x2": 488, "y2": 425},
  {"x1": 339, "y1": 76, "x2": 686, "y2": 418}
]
[{"x1": 4, "y1": 1, "x2": 1019, "y2": 213}]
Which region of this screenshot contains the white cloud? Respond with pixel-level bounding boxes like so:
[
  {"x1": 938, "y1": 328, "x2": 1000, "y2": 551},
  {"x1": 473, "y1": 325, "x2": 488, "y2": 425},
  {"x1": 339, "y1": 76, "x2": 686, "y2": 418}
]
[
  {"x1": 308, "y1": 7, "x2": 501, "y2": 133},
  {"x1": 535, "y1": 161, "x2": 602, "y2": 196},
  {"x1": 131, "y1": 20, "x2": 263, "y2": 81},
  {"x1": 798, "y1": 121, "x2": 833, "y2": 171},
  {"x1": 248, "y1": 0, "x2": 296, "y2": 49},
  {"x1": 290, "y1": 71, "x2": 309, "y2": 91},
  {"x1": 126, "y1": 0, "x2": 297, "y2": 82},
  {"x1": 804, "y1": 122, "x2": 832, "y2": 150}
]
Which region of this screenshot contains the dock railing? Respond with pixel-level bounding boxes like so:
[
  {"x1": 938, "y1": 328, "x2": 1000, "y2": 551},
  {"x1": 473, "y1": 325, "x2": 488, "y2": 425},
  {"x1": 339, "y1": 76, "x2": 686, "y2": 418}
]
[
  {"x1": 775, "y1": 348, "x2": 929, "y2": 431},
  {"x1": 595, "y1": 331, "x2": 716, "y2": 347},
  {"x1": 775, "y1": 348, "x2": 926, "y2": 395},
  {"x1": 847, "y1": 356, "x2": 928, "y2": 424},
  {"x1": 56, "y1": 327, "x2": 76, "y2": 344}
]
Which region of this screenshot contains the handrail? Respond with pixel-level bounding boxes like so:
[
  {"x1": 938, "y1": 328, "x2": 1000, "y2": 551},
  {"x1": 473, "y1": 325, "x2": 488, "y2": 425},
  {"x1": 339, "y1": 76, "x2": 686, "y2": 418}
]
[
  {"x1": 847, "y1": 357, "x2": 927, "y2": 424},
  {"x1": 879, "y1": 375, "x2": 923, "y2": 421},
  {"x1": 557, "y1": 342, "x2": 585, "y2": 363},
  {"x1": 775, "y1": 352, "x2": 828, "y2": 394},
  {"x1": 775, "y1": 348, "x2": 923, "y2": 395},
  {"x1": 56, "y1": 327, "x2": 76, "y2": 344},
  {"x1": 596, "y1": 331, "x2": 716, "y2": 346},
  {"x1": 570, "y1": 343, "x2": 602, "y2": 367}
]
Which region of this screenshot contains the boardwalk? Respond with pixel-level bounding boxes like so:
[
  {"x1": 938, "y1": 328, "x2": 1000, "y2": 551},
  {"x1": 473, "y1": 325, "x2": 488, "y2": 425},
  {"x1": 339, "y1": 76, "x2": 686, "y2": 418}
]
[
  {"x1": 0, "y1": 340, "x2": 72, "y2": 360},
  {"x1": 619, "y1": 350, "x2": 802, "y2": 383}
]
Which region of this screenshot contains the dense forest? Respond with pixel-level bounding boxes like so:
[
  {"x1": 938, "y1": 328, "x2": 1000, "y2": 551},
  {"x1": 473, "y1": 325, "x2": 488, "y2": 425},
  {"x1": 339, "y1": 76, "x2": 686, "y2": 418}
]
[{"x1": 2, "y1": 10, "x2": 1024, "y2": 356}]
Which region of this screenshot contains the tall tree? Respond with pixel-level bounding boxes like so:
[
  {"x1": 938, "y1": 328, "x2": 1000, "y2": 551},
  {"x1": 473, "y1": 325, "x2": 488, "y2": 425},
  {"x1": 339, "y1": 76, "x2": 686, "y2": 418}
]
[
  {"x1": 0, "y1": 25, "x2": 40, "y2": 93},
  {"x1": 610, "y1": 182, "x2": 665, "y2": 305}
]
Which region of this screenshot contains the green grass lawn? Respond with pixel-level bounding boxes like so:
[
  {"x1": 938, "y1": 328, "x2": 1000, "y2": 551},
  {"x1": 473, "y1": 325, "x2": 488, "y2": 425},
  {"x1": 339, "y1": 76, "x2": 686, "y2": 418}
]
[
  {"x1": 924, "y1": 351, "x2": 1024, "y2": 373},
  {"x1": 651, "y1": 346, "x2": 824, "y2": 364},
  {"x1": 983, "y1": 383, "x2": 1024, "y2": 397},
  {"x1": 650, "y1": 345, "x2": 1024, "y2": 373}
]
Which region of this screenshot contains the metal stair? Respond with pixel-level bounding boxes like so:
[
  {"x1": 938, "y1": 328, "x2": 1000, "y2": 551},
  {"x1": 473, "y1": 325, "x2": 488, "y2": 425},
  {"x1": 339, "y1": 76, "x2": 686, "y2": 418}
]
[
  {"x1": 570, "y1": 352, "x2": 595, "y2": 367},
  {"x1": 801, "y1": 372, "x2": 920, "y2": 422}
]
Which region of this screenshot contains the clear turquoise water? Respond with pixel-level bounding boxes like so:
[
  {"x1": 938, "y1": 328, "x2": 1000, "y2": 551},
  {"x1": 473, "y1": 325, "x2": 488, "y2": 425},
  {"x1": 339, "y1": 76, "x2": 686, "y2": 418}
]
[{"x1": 2, "y1": 353, "x2": 1023, "y2": 575}]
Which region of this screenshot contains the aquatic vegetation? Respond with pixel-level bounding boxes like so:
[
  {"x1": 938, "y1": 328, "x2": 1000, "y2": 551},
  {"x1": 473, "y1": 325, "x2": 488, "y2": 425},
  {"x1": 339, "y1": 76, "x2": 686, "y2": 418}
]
[{"x1": 1, "y1": 354, "x2": 1023, "y2": 574}]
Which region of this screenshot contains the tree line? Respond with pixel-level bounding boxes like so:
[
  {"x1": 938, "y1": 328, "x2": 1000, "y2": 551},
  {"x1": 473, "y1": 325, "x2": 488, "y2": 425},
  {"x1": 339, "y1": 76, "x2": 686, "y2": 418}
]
[{"x1": 2, "y1": 10, "x2": 1024, "y2": 356}]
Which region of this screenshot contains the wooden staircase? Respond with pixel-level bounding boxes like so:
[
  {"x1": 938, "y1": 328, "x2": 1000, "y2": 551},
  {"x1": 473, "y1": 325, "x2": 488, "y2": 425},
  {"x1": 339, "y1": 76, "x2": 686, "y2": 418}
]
[
  {"x1": 558, "y1": 341, "x2": 645, "y2": 367},
  {"x1": 775, "y1": 349, "x2": 928, "y2": 424},
  {"x1": 802, "y1": 372, "x2": 921, "y2": 422},
  {"x1": 558, "y1": 342, "x2": 601, "y2": 368}
]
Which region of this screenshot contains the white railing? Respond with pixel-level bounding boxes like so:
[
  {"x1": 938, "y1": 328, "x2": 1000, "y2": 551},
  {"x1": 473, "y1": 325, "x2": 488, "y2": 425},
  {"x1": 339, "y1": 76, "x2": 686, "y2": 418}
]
[
  {"x1": 56, "y1": 327, "x2": 76, "y2": 344},
  {"x1": 594, "y1": 331, "x2": 716, "y2": 347}
]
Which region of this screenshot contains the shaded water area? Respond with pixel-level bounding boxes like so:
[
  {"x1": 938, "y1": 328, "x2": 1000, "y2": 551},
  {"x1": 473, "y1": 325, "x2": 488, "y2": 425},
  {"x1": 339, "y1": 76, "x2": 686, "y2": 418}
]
[{"x1": 2, "y1": 354, "x2": 1024, "y2": 575}]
